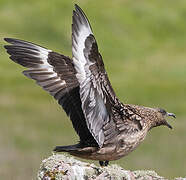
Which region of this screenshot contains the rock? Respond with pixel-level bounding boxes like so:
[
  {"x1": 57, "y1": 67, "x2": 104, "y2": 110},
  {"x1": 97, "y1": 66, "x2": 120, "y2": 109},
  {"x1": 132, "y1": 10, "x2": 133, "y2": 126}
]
[{"x1": 37, "y1": 154, "x2": 186, "y2": 180}]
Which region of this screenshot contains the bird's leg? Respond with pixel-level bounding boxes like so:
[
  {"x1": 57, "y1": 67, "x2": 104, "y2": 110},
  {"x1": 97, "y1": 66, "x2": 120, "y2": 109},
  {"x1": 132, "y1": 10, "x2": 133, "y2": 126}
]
[
  {"x1": 105, "y1": 160, "x2": 109, "y2": 166},
  {"x1": 99, "y1": 160, "x2": 109, "y2": 166},
  {"x1": 99, "y1": 161, "x2": 104, "y2": 166}
]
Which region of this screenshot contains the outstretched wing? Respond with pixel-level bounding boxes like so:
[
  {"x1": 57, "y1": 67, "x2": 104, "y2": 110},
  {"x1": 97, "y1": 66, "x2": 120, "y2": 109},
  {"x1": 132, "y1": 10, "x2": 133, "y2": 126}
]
[
  {"x1": 72, "y1": 5, "x2": 118, "y2": 147},
  {"x1": 4, "y1": 38, "x2": 97, "y2": 146}
]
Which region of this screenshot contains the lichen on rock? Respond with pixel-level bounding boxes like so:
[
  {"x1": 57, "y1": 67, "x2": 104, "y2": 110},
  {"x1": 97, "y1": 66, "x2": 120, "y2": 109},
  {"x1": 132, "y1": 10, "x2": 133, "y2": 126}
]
[{"x1": 37, "y1": 154, "x2": 186, "y2": 180}]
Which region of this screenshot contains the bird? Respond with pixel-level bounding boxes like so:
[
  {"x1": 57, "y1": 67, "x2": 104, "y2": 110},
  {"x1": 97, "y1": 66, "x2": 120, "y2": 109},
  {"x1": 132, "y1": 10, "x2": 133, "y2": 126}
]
[{"x1": 4, "y1": 4, "x2": 176, "y2": 167}]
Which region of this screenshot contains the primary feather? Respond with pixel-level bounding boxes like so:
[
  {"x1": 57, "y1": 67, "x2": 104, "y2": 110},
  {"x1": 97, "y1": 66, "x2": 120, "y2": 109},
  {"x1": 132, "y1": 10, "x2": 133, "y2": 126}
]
[{"x1": 4, "y1": 37, "x2": 98, "y2": 146}]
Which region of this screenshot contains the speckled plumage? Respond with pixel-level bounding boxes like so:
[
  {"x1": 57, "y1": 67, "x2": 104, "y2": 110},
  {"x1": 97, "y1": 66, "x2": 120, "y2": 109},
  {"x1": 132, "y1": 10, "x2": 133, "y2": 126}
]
[{"x1": 4, "y1": 4, "x2": 175, "y2": 166}]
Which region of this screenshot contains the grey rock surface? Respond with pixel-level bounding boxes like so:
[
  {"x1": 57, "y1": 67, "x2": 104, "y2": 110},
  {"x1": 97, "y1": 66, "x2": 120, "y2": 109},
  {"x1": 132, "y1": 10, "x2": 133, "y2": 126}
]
[{"x1": 37, "y1": 154, "x2": 185, "y2": 180}]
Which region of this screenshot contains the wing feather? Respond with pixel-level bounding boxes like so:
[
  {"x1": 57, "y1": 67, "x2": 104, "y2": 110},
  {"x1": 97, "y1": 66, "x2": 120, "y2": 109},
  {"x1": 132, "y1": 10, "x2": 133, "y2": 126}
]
[
  {"x1": 4, "y1": 38, "x2": 97, "y2": 146},
  {"x1": 72, "y1": 5, "x2": 117, "y2": 147}
]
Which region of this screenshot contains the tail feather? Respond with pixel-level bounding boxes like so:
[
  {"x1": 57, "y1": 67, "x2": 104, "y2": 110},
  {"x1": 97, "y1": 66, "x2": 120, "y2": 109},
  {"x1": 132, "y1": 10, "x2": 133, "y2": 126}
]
[{"x1": 53, "y1": 144, "x2": 80, "y2": 152}]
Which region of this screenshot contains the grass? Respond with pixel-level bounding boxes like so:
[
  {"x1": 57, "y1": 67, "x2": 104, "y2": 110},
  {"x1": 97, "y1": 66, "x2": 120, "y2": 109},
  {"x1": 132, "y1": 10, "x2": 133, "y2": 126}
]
[{"x1": 0, "y1": 0, "x2": 186, "y2": 179}]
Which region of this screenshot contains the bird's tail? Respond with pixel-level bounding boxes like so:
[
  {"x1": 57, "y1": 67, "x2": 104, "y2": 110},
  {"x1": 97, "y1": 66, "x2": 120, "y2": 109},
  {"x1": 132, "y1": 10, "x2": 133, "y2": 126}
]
[{"x1": 53, "y1": 144, "x2": 80, "y2": 152}]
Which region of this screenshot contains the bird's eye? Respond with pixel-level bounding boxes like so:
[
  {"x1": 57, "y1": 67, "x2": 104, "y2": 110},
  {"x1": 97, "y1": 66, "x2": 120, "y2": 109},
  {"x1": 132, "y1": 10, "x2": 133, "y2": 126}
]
[{"x1": 159, "y1": 108, "x2": 166, "y2": 115}]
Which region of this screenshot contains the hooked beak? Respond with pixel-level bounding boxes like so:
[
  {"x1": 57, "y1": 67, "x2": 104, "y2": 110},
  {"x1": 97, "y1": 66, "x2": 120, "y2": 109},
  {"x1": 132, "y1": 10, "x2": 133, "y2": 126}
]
[{"x1": 165, "y1": 112, "x2": 176, "y2": 129}]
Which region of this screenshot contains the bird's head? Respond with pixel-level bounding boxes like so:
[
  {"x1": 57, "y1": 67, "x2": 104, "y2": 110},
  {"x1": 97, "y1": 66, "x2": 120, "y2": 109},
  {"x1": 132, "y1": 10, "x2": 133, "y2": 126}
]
[
  {"x1": 127, "y1": 105, "x2": 176, "y2": 130},
  {"x1": 149, "y1": 108, "x2": 176, "y2": 130}
]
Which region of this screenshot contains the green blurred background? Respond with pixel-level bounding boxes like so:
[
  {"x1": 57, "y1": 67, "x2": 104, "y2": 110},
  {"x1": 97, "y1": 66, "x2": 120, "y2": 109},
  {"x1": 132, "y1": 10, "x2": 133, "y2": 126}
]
[{"x1": 0, "y1": 0, "x2": 186, "y2": 179}]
